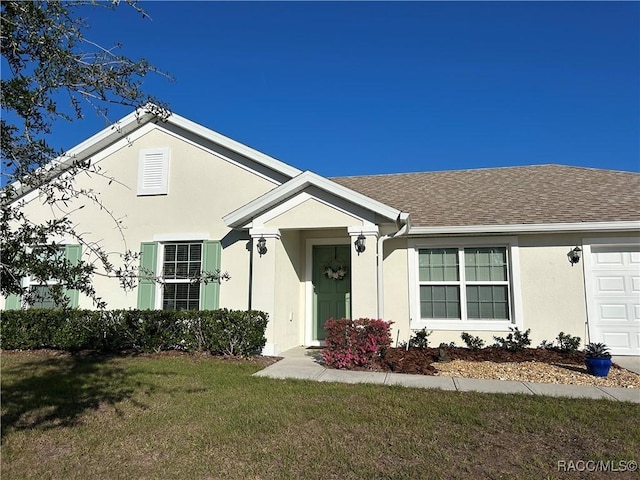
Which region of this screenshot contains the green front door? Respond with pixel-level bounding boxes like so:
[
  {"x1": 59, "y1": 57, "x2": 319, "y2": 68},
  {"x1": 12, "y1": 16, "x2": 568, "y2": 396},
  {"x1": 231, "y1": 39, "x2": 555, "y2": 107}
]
[{"x1": 313, "y1": 245, "x2": 351, "y2": 341}]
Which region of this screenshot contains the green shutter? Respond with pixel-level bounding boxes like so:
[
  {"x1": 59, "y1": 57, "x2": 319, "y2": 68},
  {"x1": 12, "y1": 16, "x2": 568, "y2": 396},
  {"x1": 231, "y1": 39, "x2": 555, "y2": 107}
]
[
  {"x1": 64, "y1": 244, "x2": 82, "y2": 308},
  {"x1": 201, "y1": 240, "x2": 222, "y2": 310},
  {"x1": 5, "y1": 294, "x2": 21, "y2": 310},
  {"x1": 137, "y1": 242, "x2": 158, "y2": 310}
]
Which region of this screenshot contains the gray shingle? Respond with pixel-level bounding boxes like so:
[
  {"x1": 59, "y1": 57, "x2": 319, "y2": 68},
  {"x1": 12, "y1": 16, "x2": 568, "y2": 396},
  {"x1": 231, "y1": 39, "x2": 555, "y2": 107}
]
[{"x1": 331, "y1": 165, "x2": 640, "y2": 227}]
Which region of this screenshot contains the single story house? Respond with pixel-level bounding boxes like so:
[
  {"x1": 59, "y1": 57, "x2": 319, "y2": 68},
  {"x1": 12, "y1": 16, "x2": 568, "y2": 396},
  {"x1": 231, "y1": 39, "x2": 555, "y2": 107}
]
[{"x1": 4, "y1": 108, "x2": 639, "y2": 355}]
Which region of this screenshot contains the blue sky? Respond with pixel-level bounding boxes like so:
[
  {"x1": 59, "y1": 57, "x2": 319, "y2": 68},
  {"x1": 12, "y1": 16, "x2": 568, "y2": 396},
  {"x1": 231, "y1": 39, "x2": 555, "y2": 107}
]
[{"x1": 51, "y1": 2, "x2": 640, "y2": 176}]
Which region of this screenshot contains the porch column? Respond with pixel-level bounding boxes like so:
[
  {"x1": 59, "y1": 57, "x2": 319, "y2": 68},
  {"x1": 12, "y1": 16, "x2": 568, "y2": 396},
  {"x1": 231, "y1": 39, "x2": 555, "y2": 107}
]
[
  {"x1": 249, "y1": 227, "x2": 280, "y2": 355},
  {"x1": 348, "y1": 226, "x2": 379, "y2": 319}
]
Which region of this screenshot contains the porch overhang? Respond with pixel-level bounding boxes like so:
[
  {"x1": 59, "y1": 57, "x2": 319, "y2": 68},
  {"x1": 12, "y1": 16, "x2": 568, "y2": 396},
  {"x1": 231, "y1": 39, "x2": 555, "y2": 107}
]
[{"x1": 223, "y1": 170, "x2": 403, "y2": 230}]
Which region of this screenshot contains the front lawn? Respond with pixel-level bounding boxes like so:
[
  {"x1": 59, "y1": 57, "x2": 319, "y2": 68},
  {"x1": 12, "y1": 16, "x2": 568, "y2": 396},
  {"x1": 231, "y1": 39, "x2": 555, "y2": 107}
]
[{"x1": 2, "y1": 351, "x2": 638, "y2": 479}]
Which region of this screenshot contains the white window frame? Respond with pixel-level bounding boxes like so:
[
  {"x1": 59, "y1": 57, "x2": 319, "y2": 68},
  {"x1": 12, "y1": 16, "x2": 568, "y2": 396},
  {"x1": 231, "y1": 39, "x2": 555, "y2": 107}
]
[
  {"x1": 408, "y1": 236, "x2": 523, "y2": 331},
  {"x1": 154, "y1": 240, "x2": 204, "y2": 310},
  {"x1": 137, "y1": 147, "x2": 170, "y2": 196}
]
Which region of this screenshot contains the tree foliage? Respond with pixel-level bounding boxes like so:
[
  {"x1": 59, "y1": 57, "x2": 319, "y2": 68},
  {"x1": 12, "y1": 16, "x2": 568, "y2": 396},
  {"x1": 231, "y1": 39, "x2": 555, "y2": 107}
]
[{"x1": 0, "y1": 0, "x2": 171, "y2": 307}]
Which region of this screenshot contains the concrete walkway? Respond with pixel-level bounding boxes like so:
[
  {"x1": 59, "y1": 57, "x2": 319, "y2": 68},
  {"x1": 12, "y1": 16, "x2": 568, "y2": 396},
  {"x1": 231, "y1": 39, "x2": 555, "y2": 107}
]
[{"x1": 254, "y1": 347, "x2": 640, "y2": 403}]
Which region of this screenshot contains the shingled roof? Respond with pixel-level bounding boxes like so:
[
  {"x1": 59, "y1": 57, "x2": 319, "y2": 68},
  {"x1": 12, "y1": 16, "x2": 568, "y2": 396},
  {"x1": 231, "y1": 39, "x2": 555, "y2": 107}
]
[{"x1": 331, "y1": 165, "x2": 640, "y2": 227}]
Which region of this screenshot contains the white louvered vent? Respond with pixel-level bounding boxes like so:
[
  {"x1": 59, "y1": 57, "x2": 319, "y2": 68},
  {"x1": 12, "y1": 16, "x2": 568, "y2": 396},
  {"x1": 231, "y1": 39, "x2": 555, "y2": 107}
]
[{"x1": 137, "y1": 148, "x2": 169, "y2": 196}]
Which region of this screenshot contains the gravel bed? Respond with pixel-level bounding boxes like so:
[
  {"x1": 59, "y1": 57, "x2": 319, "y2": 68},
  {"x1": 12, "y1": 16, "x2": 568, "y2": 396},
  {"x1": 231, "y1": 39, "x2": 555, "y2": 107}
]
[{"x1": 433, "y1": 360, "x2": 640, "y2": 388}]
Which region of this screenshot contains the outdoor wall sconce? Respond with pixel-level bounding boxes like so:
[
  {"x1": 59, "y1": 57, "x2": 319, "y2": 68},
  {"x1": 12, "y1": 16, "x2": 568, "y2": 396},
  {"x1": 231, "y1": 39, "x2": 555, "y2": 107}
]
[
  {"x1": 256, "y1": 236, "x2": 267, "y2": 257},
  {"x1": 567, "y1": 246, "x2": 582, "y2": 266},
  {"x1": 354, "y1": 233, "x2": 366, "y2": 256}
]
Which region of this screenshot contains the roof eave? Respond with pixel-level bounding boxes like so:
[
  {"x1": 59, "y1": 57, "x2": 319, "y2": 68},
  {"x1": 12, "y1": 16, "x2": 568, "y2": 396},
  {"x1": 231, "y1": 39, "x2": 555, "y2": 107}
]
[
  {"x1": 8, "y1": 105, "x2": 302, "y2": 202},
  {"x1": 409, "y1": 221, "x2": 640, "y2": 236},
  {"x1": 168, "y1": 112, "x2": 301, "y2": 178},
  {"x1": 7, "y1": 109, "x2": 156, "y2": 201}
]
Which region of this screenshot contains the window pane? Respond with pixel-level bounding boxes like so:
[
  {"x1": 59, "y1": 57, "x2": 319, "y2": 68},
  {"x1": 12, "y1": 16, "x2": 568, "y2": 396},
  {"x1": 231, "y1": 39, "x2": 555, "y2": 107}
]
[
  {"x1": 476, "y1": 266, "x2": 491, "y2": 281},
  {"x1": 163, "y1": 242, "x2": 202, "y2": 281},
  {"x1": 189, "y1": 263, "x2": 201, "y2": 276},
  {"x1": 176, "y1": 262, "x2": 188, "y2": 278},
  {"x1": 190, "y1": 244, "x2": 202, "y2": 261},
  {"x1": 493, "y1": 302, "x2": 508, "y2": 319},
  {"x1": 176, "y1": 283, "x2": 189, "y2": 298},
  {"x1": 446, "y1": 285, "x2": 459, "y2": 301},
  {"x1": 479, "y1": 286, "x2": 493, "y2": 301},
  {"x1": 444, "y1": 266, "x2": 458, "y2": 281},
  {"x1": 466, "y1": 285, "x2": 509, "y2": 320},
  {"x1": 433, "y1": 302, "x2": 446, "y2": 318},
  {"x1": 446, "y1": 301, "x2": 461, "y2": 318},
  {"x1": 30, "y1": 246, "x2": 66, "y2": 286},
  {"x1": 420, "y1": 285, "x2": 460, "y2": 319},
  {"x1": 419, "y1": 249, "x2": 459, "y2": 282},
  {"x1": 465, "y1": 247, "x2": 507, "y2": 282},
  {"x1": 164, "y1": 282, "x2": 201, "y2": 311},
  {"x1": 432, "y1": 286, "x2": 446, "y2": 301},
  {"x1": 31, "y1": 286, "x2": 56, "y2": 309},
  {"x1": 420, "y1": 300, "x2": 432, "y2": 318},
  {"x1": 165, "y1": 244, "x2": 176, "y2": 261},
  {"x1": 431, "y1": 267, "x2": 444, "y2": 282},
  {"x1": 493, "y1": 286, "x2": 507, "y2": 302},
  {"x1": 189, "y1": 285, "x2": 200, "y2": 300},
  {"x1": 421, "y1": 286, "x2": 432, "y2": 301},
  {"x1": 467, "y1": 285, "x2": 478, "y2": 302},
  {"x1": 467, "y1": 302, "x2": 479, "y2": 318},
  {"x1": 176, "y1": 244, "x2": 189, "y2": 261},
  {"x1": 480, "y1": 302, "x2": 494, "y2": 318},
  {"x1": 491, "y1": 247, "x2": 507, "y2": 281},
  {"x1": 164, "y1": 264, "x2": 175, "y2": 277}
]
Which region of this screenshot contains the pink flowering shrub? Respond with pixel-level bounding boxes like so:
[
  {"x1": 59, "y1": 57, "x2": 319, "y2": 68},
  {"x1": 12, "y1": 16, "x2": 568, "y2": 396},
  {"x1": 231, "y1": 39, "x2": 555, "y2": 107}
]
[{"x1": 322, "y1": 318, "x2": 393, "y2": 369}]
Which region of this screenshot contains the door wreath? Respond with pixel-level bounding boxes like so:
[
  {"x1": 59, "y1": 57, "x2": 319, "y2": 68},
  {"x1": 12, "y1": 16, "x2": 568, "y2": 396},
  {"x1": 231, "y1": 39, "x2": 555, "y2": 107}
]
[{"x1": 323, "y1": 257, "x2": 348, "y2": 280}]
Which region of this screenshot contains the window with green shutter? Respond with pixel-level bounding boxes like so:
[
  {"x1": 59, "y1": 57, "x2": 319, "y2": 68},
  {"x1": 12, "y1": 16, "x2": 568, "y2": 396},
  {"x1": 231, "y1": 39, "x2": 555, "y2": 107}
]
[
  {"x1": 137, "y1": 240, "x2": 221, "y2": 311},
  {"x1": 5, "y1": 244, "x2": 83, "y2": 309}
]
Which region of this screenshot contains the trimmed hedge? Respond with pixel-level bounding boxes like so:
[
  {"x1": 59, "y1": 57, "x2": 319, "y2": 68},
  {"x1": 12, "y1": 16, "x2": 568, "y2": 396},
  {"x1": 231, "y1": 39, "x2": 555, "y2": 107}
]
[
  {"x1": 0, "y1": 309, "x2": 268, "y2": 356},
  {"x1": 322, "y1": 317, "x2": 393, "y2": 369}
]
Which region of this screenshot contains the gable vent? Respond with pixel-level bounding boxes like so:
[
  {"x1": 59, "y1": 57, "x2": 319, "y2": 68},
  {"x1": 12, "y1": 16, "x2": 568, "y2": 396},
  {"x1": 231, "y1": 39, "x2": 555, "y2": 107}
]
[{"x1": 137, "y1": 148, "x2": 169, "y2": 196}]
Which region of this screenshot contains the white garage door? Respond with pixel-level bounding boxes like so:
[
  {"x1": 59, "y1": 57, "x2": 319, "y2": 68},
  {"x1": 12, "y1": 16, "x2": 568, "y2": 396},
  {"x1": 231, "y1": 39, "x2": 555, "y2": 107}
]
[{"x1": 585, "y1": 242, "x2": 640, "y2": 355}]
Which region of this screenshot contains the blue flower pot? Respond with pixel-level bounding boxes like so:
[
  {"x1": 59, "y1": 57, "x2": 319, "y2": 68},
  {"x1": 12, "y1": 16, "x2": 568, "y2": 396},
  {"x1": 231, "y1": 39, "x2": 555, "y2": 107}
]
[{"x1": 585, "y1": 357, "x2": 612, "y2": 377}]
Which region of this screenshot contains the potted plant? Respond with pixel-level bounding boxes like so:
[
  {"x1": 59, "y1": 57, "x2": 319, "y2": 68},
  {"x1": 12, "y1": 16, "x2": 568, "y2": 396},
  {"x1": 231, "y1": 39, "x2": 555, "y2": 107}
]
[{"x1": 584, "y1": 342, "x2": 612, "y2": 377}]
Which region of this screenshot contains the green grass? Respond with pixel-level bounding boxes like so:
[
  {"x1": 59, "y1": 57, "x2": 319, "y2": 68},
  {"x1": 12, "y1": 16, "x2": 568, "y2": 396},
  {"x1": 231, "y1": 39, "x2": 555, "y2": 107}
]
[{"x1": 2, "y1": 351, "x2": 638, "y2": 479}]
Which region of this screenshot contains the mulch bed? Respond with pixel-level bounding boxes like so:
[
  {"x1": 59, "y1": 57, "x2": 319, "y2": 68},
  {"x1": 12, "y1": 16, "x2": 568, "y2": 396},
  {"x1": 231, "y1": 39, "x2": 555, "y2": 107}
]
[{"x1": 375, "y1": 347, "x2": 587, "y2": 375}]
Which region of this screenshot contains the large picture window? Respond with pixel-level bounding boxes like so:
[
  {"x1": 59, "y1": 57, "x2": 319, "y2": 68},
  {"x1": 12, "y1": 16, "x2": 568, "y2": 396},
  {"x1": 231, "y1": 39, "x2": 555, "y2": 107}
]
[
  {"x1": 411, "y1": 239, "x2": 520, "y2": 330},
  {"x1": 161, "y1": 242, "x2": 202, "y2": 310}
]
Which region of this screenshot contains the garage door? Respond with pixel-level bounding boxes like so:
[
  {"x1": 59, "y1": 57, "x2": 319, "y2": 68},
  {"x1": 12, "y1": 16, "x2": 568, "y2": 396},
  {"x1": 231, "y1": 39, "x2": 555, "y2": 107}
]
[{"x1": 585, "y1": 243, "x2": 640, "y2": 355}]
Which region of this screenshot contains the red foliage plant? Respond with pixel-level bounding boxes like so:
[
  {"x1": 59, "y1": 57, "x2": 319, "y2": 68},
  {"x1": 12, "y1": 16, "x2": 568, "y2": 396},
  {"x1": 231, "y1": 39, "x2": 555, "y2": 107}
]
[{"x1": 322, "y1": 318, "x2": 393, "y2": 369}]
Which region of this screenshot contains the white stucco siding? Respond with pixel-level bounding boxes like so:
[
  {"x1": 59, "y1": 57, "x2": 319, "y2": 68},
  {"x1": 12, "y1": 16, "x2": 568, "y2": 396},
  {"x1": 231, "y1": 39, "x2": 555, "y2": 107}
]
[
  {"x1": 516, "y1": 234, "x2": 588, "y2": 346},
  {"x1": 13, "y1": 125, "x2": 280, "y2": 310},
  {"x1": 272, "y1": 230, "x2": 304, "y2": 352},
  {"x1": 90, "y1": 127, "x2": 279, "y2": 240},
  {"x1": 218, "y1": 233, "x2": 252, "y2": 310},
  {"x1": 395, "y1": 233, "x2": 590, "y2": 347},
  {"x1": 263, "y1": 196, "x2": 364, "y2": 230},
  {"x1": 380, "y1": 237, "x2": 411, "y2": 343}
]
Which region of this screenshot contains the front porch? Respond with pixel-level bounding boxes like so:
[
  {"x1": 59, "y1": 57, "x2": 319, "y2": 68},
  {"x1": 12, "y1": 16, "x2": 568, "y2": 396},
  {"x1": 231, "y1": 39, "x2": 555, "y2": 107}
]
[
  {"x1": 250, "y1": 227, "x2": 379, "y2": 355},
  {"x1": 222, "y1": 171, "x2": 409, "y2": 355}
]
